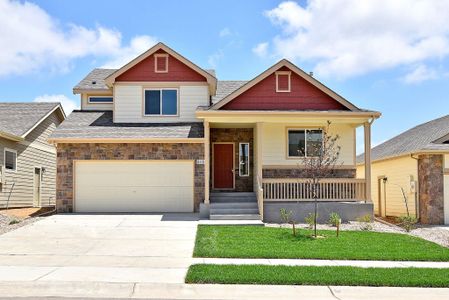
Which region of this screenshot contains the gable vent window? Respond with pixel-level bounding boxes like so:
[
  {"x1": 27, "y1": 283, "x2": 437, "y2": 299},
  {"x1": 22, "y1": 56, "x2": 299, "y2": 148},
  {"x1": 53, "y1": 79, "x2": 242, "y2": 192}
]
[
  {"x1": 276, "y1": 71, "x2": 291, "y2": 92},
  {"x1": 154, "y1": 54, "x2": 169, "y2": 73}
]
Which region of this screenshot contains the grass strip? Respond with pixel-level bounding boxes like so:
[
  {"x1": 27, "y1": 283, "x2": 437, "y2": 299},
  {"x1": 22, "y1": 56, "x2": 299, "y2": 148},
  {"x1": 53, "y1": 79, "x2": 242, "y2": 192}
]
[
  {"x1": 194, "y1": 225, "x2": 449, "y2": 261},
  {"x1": 186, "y1": 264, "x2": 449, "y2": 287}
]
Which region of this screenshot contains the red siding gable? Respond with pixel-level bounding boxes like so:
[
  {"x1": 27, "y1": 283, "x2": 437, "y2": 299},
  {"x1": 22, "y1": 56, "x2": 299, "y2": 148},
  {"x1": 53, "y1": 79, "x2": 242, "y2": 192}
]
[
  {"x1": 116, "y1": 50, "x2": 207, "y2": 82},
  {"x1": 221, "y1": 67, "x2": 349, "y2": 110}
]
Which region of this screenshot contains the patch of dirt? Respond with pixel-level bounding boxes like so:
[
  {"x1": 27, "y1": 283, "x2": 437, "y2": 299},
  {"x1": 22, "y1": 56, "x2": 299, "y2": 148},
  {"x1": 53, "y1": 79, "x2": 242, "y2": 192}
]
[{"x1": 0, "y1": 206, "x2": 54, "y2": 219}]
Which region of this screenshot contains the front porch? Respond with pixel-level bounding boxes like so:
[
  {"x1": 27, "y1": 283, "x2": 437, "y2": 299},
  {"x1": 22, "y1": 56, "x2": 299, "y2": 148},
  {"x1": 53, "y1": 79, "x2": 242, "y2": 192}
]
[{"x1": 200, "y1": 115, "x2": 374, "y2": 222}]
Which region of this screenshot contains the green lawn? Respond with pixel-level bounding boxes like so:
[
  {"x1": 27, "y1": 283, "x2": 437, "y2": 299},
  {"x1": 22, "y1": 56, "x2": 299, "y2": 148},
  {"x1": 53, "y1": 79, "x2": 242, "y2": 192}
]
[
  {"x1": 194, "y1": 225, "x2": 449, "y2": 261},
  {"x1": 186, "y1": 264, "x2": 449, "y2": 287}
]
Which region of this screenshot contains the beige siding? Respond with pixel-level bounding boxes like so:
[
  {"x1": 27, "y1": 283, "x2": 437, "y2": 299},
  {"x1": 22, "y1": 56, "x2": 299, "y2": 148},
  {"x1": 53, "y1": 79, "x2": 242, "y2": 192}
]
[
  {"x1": 261, "y1": 123, "x2": 355, "y2": 166},
  {"x1": 80, "y1": 93, "x2": 114, "y2": 111},
  {"x1": 0, "y1": 112, "x2": 60, "y2": 208},
  {"x1": 114, "y1": 84, "x2": 208, "y2": 123},
  {"x1": 357, "y1": 156, "x2": 418, "y2": 217}
]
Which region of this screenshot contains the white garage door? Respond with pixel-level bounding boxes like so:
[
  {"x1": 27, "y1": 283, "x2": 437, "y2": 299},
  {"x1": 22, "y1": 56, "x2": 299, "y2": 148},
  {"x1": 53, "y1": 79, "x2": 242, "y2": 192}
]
[{"x1": 74, "y1": 160, "x2": 194, "y2": 213}]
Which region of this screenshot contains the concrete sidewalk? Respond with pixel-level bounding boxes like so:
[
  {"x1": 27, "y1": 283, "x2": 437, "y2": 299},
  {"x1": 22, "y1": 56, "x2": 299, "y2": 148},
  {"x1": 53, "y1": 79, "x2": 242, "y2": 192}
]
[
  {"x1": 193, "y1": 257, "x2": 449, "y2": 268},
  {"x1": 0, "y1": 281, "x2": 448, "y2": 299}
]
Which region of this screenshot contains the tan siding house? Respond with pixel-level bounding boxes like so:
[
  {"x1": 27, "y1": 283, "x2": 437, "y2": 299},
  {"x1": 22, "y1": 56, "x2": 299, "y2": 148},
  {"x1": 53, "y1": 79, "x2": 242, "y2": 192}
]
[
  {"x1": 0, "y1": 103, "x2": 65, "y2": 208},
  {"x1": 357, "y1": 115, "x2": 449, "y2": 224}
]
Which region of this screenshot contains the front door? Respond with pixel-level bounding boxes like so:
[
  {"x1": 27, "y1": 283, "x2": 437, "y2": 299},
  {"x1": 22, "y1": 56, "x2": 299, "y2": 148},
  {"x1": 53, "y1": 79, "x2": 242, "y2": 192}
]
[
  {"x1": 213, "y1": 143, "x2": 234, "y2": 189},
  {"x1": 34, "y1": 168, "x2": 41, "y2": 207}
]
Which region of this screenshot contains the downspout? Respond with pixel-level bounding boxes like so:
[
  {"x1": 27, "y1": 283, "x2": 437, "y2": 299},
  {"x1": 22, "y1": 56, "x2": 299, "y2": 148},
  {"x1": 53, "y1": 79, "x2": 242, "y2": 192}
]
[{"x1": 410, "y1": 153, "x2": 420, "y2": 220}]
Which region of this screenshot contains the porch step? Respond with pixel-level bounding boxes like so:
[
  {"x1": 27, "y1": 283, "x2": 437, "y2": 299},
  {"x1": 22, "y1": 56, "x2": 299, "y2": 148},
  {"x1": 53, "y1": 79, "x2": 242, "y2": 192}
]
[
  {"x1": 210, "y1": 214, "x2": 261, "y2": 220},
  {"x1": 210, "y1": 202, "x2": 258, "y2": 209},
  {"x1": 209, "y1": 192, "x2": 260, "y2": 220},
  {"x1": 210, "y1": 208, "x2": 260, "y2": 215},
  {"x1": 210, "y1": 192, "x2": 257, "y2": 203}
]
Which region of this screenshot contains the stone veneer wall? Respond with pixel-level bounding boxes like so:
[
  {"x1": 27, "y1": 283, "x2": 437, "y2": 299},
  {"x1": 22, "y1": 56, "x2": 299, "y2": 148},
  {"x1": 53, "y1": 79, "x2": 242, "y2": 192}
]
[
  {"x1": 56, "y1": 143, "x2": 204, "y2": 213},
  {"x1": 210, "y1": 128, "x2": 254, "y2": 192},
  {"x1": 418, "y1": 154, "x2": 444, "y2": 224},
  {"x1": 263, "y1": 168, "x2": 356, "y2": 178}
]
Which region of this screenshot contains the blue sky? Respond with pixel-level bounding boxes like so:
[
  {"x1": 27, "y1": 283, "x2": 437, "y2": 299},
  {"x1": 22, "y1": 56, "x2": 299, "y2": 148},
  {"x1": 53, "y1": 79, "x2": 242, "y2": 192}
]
[{"x1": 1, "y1": 0, "x2": 449, "y2": 153}]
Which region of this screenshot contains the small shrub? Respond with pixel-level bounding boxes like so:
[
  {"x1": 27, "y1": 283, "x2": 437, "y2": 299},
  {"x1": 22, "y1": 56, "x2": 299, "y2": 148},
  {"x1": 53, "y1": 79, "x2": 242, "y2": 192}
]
[
  {"x1": 8, "y1": 219, "x2": 20, "y2": 225},
  {"x1": 356, "y1": 214, "x2": 373, "y2": 231},
  {"x1": 305, "y1": 213, "x2": 318, "y2": 229},
  {"x1": 280, "y1": 208, "x2": 297, "y2": 236},
  {"x1": 328, "y1": 212, "x2": 341, "y2": 227},
  {"x1": 397, "y1": 215, "x2": 418, "y2": 232}
]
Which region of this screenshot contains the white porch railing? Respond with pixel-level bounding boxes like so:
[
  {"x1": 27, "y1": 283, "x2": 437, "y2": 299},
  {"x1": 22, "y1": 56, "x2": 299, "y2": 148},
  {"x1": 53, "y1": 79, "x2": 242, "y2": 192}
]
[{"x1": 262, "y1": 178, "x2": 366, "y2": 202}]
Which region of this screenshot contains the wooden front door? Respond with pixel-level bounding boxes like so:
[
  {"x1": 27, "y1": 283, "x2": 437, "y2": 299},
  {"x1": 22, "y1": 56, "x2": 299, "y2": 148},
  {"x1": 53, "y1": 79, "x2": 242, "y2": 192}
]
[{"x1": 213, "y1": 143, "x2": 234, "y2": 189}]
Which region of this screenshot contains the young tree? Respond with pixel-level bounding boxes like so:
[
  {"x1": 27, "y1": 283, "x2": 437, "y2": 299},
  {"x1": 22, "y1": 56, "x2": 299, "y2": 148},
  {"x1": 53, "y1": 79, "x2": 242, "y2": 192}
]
[{"x1": 298, "y1": 121, "x2": 341, "y2": 237}]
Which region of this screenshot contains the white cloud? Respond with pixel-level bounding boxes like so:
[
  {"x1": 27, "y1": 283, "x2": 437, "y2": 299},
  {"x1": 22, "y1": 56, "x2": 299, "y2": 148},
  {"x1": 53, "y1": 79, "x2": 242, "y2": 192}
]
[
  {"x1": 260, "y1": 0, "x2": 449, "y2": 79},
  {"x1": 219, "y1": 27, "x2": 232, "y2": 37},
  {"x1": 0, "y1": 0, "x2": 157, "y2": 76},
  {"x1": 402, "y1": 64, "x2": 438, "y2": 84},
  {"x1": 101, "y1": 35, "x2": 157, "y2": 68},
  {"x1": 33, "y1": 94, "x2": 79, "y2": 115},
  {"x1": 253, "y1": 42, "x2": 269, "y2": 58},
  {"x1": 208, "y1": 50, "x2": 224, "y2": 68}
]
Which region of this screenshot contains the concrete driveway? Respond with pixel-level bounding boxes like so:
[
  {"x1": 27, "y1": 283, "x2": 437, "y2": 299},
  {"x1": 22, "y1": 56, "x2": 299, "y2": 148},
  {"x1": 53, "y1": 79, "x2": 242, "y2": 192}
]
[{"x1": 0, "y1": 214, "x2": 199, "y2": 284}]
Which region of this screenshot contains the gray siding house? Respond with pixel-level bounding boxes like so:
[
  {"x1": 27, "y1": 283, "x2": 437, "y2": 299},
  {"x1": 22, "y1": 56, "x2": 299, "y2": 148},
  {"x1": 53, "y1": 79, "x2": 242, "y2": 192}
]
[{"x1": 0, "y1": 103, "x2": 65, "y2": 208}]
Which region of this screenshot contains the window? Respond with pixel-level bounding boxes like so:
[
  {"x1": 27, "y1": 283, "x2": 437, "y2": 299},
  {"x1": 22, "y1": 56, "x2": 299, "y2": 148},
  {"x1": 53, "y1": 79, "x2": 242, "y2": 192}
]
[
  {"x1": 287, "y1": 129, "x2": 323, "y2": 157},
  {"x1": 144, "y1": 89, "x2": 178, "y2": 116},
  {"x1": 154, "y1": 54, "x2": 168, "y2": 73},
  {"x1": 4, "y1": 149, "x2": 17, "y2": 171},
  {"x1": 276, "y1": 71, "x2": 291, "y2": 92},
  {"x1": 239, "y1": 143, "x2": 250, "y2": 177},
  {"x1": 88, "y1": 96, "x2": 113, "y2": 103}
]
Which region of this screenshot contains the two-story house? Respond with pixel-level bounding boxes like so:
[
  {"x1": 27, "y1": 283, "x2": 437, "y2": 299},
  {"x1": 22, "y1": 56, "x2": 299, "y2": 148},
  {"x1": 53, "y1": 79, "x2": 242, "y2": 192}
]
[{"x1": 49, "y1": 43, "x2": 380, "y2": 222}]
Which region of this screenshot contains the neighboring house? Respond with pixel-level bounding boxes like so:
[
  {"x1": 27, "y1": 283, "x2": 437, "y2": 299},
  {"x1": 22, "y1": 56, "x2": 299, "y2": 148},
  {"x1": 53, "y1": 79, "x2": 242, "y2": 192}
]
[
  {"x1": 49, "y1": 42, "x2": 380, "y2": 222},
  {"x1": 357, "y1": 115, "x2": 449, "y2": 225},
  {"x1": 0, "y1": 103, "x2": 65, "y2": 208}
]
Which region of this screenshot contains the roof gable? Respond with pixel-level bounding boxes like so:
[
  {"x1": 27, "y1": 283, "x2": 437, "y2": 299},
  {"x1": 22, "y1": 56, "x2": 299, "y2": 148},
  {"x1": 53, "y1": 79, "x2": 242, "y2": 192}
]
[
  {"x1": 105, "y1": 43, "x2": 217, "y2": 92},
  {"x1": 0, "y1": 102, "x2": 65, "y2": 141},
  {"x1": 211, "y1": 60, "x2": 359, "y2": 111}
]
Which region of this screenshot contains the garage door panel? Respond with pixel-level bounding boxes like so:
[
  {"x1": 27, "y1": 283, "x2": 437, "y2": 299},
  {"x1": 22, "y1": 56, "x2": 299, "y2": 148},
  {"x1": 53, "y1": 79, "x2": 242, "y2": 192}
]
[{"x1": 74, "y1": 161, "x2": 194, "y2": 213}]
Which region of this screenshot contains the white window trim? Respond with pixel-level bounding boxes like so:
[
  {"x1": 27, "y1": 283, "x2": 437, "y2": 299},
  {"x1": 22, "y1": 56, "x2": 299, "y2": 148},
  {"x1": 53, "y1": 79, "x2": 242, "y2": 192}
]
[
  {"x1": 143, "y1": 88, "x2": 179, "y2": 117},
  {"x1": 154, "y1": 54, "x2": 169, "y2": 73},
  {"x1": 276, "y1": 71, "x2": 291, "y2": 93},
  {"x1": 286, "y1": 128, "x2": 323, "y2": 159},
  {"x1": 87, "y1": 96, "x2": 113, "y2": 104},
  {"x1": 238, "y1": 142, "x2": 250, "y2": 177},
  {"x1": 4, "y1": 148, "x2": 17, "y2": 172}
]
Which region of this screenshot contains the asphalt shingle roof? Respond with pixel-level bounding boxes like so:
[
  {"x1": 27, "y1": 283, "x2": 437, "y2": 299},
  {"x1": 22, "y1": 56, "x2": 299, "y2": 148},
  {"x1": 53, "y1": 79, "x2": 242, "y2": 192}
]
[
  {"x1": 0, "y1": 102, "x2": 60, "y2": 137},
  {"x1": 357, "y1": 114, "x2": 449, "y2": 163},
  {"x1": 212, "y1": 80, "x2": 248, "y2": 104},
  {"x1": 50, "y1": 111, "x2": 204, "y2": 140},
  {"x1": 73, "y1": 68, "x2": 116, "y2": 91}
]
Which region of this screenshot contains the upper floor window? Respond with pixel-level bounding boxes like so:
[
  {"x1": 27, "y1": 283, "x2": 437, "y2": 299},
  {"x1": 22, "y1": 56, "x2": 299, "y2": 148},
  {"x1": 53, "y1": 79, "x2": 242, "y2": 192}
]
[
  {"x1": 144, "y1": 89, "x2": 178, "y2": 116},
  {"x1": 88, "y1": 96, "x2": 113, "y2": 103},
  {"x1": 154, "y1": 54, "x2": 168, "y2": 73},
  {"x1": 287, "y1": 129, "x2": 322, "y2": 158},
  {"x1": 276, "y1": 71, "x2": 291, "y2": 92},
  {"x1": 4, "y1": 148, "x2": 17, "y2": 171}
]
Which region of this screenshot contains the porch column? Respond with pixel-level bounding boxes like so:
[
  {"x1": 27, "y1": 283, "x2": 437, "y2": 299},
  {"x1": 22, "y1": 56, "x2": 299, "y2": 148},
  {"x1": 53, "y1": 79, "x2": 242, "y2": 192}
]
[
  {"x1": 256, "y1": 122, "x2": 264, "y2": 184},
  {"x1": 204, "y1": 120, "x2": 210, "y2": 204},
  {"x1": 364, "y1": 122, "x2": 372, "y2": 203}
]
